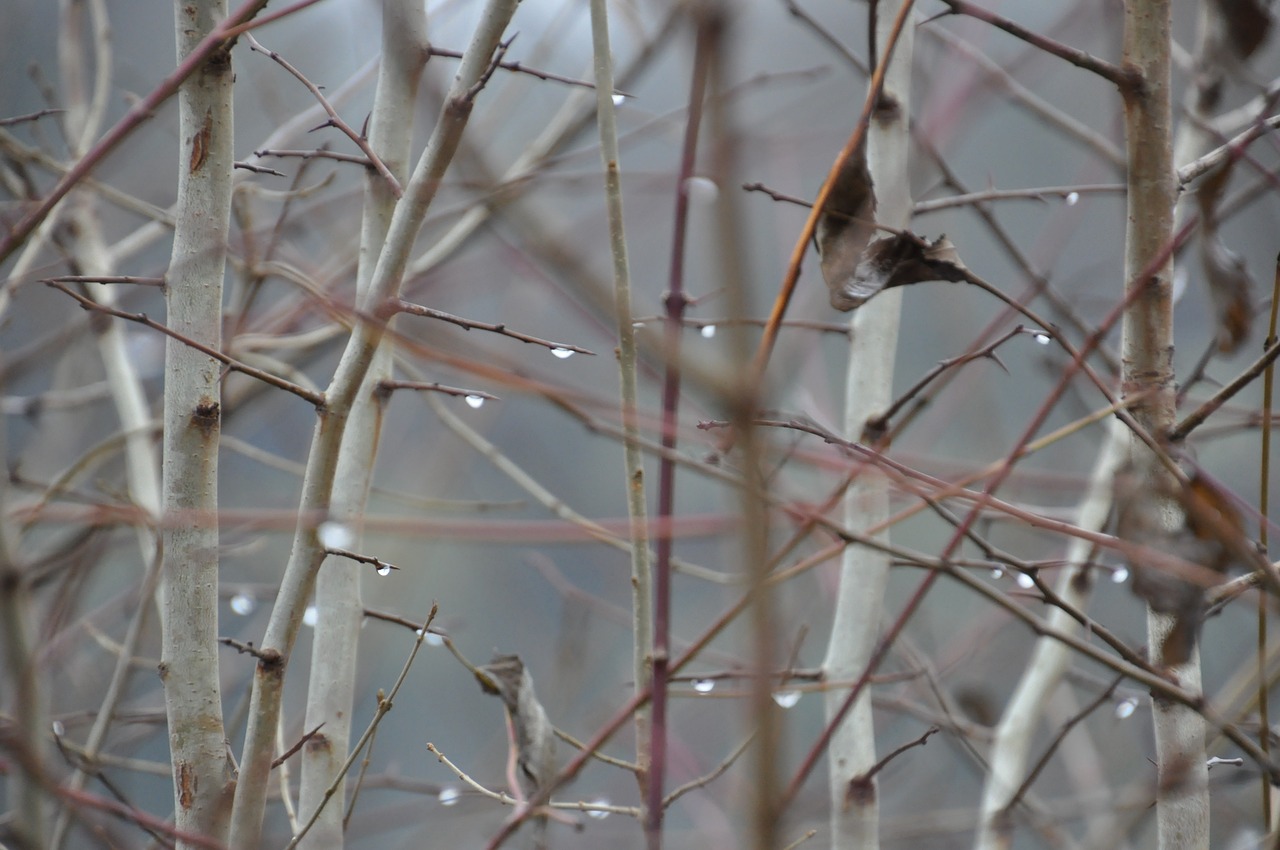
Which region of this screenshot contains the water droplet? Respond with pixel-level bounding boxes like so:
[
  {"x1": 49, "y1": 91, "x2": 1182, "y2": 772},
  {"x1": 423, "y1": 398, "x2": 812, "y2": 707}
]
[
  {"x1": 438, "y1": 785, "x2": 460, "y2": 806},
  {"x1": 303, "y1": 605, "x2": 318, "y2": 627},
  {"x1": 550, "y1": 347, "x2": 574, "y2": 359},
  {"x1": 684, "y1": 176, "x2": 719, "y2": 204},
  {"x1": 700, "y1": 324, "x2": 717, "y2": 339},
  {"x1": 611, "y1": 93, "x2": 626, "y2": 107},
  {"x1": 230, "y1": 593, "x2": 256, "y2": 616},
  {"x1": 425, "y1": 631, "x2": 444, "y2": 647},
  {"x1": 1065, "y1": 191, "x2": 1080, "y2": 206},
  {"x1": 464, "y1": 394, "x2": 485, "y2": 409},
  {"x1": 693, "y1": 678, "x2": 715, "y2": 694},
  {"x1": 1114, "y1": 697, "x2": 1138, "y2": 719},
  {"x1": 587, "y1": 798, "x2": 611, "y2": 819},
  {"x1": 318, "y1": 521, "x2": 354, "y2": 550},
  {"x1": 376, "y1": 563, "x2": 392, "y2": 577},
  {"x1": 52, "y1": 720, "x2": 65, "y2": 736},
  {"x1": 1033, "y1": 332, "x2": 1051, "y2": 345},
  {"x1": 1111, "y1": 566, "x2": 1129, "y2": 584},
  {"x1": 990, "y1": 567, "x2": 1004, "y2": 579},
  {"x1": 772, "y1": 690, "x2": 801, "y2": 709},
  {"x1": 1016, "y1": 573, "x2": 1035, "y2": 589}
]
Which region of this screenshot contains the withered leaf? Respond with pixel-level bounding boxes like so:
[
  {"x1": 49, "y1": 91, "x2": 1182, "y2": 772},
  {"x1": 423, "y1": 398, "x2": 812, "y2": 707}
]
[
  {"x1": 816, "y1": 138, "x2": 877, "y2": 311},
  {"x1": 1200, "y1": 234, "x2": 1253, "y2": 353},
  {"x1": 1193, "y1": 154, "x2": 1254, "y2": 355},
  {"x1": 1209, "y1": 0, "x2": 1273, "y2": 61},
  {"x1": 1112, "y1": 465, "x2": 1235, "y2": 665},
  {"x1": 832, "y1": 232, "x2": 969, "y2": 311},
  {"x1": 480, "y1": 654, "x2": 557, "y2": 798}
]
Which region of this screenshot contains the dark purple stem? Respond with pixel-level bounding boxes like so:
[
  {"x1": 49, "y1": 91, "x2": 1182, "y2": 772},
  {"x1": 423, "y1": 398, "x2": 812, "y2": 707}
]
[{"x1": 645, "y1": 21, "x2": 712, "y2": 850}]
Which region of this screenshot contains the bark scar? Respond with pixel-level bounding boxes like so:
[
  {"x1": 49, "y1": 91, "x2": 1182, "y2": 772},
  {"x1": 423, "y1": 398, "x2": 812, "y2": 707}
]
[{"x1": 190, "y1": 109, "x2": 213, "y2": 173}]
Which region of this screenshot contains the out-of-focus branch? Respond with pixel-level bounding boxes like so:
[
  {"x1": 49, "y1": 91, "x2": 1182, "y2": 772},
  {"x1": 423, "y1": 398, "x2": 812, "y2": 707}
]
[
  {"x1": 158, "y1": 0, "x2": 237, "y2": 843},
  {"x1": 228, "y1": 2, "x2": 520, "y2": 844}
]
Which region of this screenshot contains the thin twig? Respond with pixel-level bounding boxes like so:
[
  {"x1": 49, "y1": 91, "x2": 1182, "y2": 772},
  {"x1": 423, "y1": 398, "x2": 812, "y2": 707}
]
[
  {"x1": 324, "y1": 547, "x2": 400, "y2": 573},
  {"x1": 41, "y1": 274, "x2": 165, "y2": 287},
  {"x1": 44, "y1": 281, "x2": 326, "y2": 406},
  {"x1": 392, "y1": 298, "x2": 594, "y2": 354},
  {"x1": 0, "y1": 108, "x2": 66, "y2": 126},
  {"x1": 0, "y1": 0, "x2": 325, "y2": 264},
  {"x1": 934, "y1": 0, "x2": 1129, "y2": 87},
  {"x1": 1169, "y1": 337, "x2": 1280, "y2": 441},
  {"x1": 1003, "y1": 677, "x2": 1122, "y2": 810},
  {"x1": 284, "y1": 605, "x2": 439, "y2": 849},
  {"x1": 272, "y1": 723, "x2": 326, "y2": 769},
  {"x1": 377, "y1": 379, "x2": 499, "y2": 402},
  {"x1": 426, "y1": 45, "x2": 632, "y2": 96},
  {"x1": 245, "y1": 32, "x2": 403, "y2": 198}
]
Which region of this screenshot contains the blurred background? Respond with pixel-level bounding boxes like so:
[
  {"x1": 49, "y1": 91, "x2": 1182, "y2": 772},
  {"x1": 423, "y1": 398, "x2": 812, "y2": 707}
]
[{"x1": 3, "y1": 0, "x2": 1280, "y2": 846}]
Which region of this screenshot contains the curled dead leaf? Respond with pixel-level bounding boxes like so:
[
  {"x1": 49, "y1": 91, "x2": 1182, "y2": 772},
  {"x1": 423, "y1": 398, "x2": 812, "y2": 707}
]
[
  {"x1": 831, "y1": 232, "x2": 969, "y2": 310},
  {"x1": 816, "y1": 139, "x2": 877, "y2": 311},
  {"x1": 1209, "y1": 0, "x2": 1273, "y2": 62},
  {"x1": 1112, "y1": 465, "x2": 1237, "y2": 665},
  {"x1": 1200, "y1": 234, "x2": 1253, "y2": 353}
]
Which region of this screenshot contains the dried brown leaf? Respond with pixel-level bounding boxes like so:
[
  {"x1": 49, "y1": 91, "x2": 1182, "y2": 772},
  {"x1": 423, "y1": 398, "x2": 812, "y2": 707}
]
[
  {"x1": 1200, "y1": 234, "x2": 1253, "y2": 353},
  {"x1": 1209, "y1": 0, "x2": 1273, "y2": 61},
  {"x1": 816, "y1": 139, "x2": 877, "y2": 311},
  {"x1": 1112, "y1": 466, "x2": 1235, "y2": 665},
  {"x1": 480, "y1": 654, "x2": 557, "y2": 797},
  {"x1": 832, "y1": 232, "x2": 969, "y2": 310}
]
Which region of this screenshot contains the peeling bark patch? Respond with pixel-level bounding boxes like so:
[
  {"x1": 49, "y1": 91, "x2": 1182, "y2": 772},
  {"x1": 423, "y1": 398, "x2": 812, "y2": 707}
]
[
  {"x1": 190, "y1": 109, "x2": 213, "y2": 173},
  {"x1": 178, "y1": 761, "x2": 197, "y2": 809}
]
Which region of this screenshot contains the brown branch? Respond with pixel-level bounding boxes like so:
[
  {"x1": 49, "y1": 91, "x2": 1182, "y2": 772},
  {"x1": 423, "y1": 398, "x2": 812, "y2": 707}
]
[
  {"x1": 0, "y1": 108, "x2": 66, "y2": 126},
  {"x1": 324, "y1": 546, "x2": 400, "y2": 574},
  {"x1": 1169, "y1": 337, "x2": 1280, "y2": 441},
  {"x1": 391, "y1": 298, "x2": 595, "y2": 354},
  {"x1": 219, "y1": 636, "x2": 277, "y2": 662},
  {"x1": 856, "y1": 726, "x2": 939, "y2": 787},
  {"x1": 933, "y1": 1, "x2": 1130, "y2": 87},
  {"x1": 42, "y1": 275, "x2": 166, "y2": 287},
  {"x1": 377, "y1": 379, "x2": 499, "y2": 402},
  {"x1": 272, "y1": 723, "x2": 326, "y2": 769},
  {"x1": 0, "y1": 0, "x2": 324, "y2": 264},
  {"x1": 466, "y1": 34, "x2": 515, "y2": 100},
  {"x1": 44, "y1": 281, "x2": 326, "y2": 407},
  {"x1": 253, "y1": 147, "x2": 371, "y2": 166},
  {"x1": 233, "y1": 160, "x2": 287, "y2": 176},
  {"x1": 245, "y1": 32, "x2": 403, "y2": 198},
  {"x1": 663, "y1": 733, "x2": 754, "y2": 806},
  {"x1": 1002, "y1": 677, "x2": 1122, "y2": 811},
  {"x1": 426, "y1": 45, "x2": 632, "y2": 96}
]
